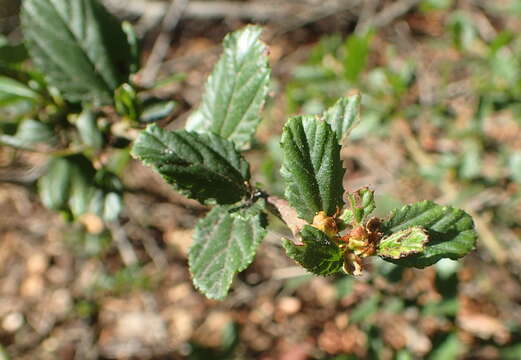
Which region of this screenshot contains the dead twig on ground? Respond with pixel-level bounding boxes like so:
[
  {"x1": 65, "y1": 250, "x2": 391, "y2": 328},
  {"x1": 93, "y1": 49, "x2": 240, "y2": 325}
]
[
  {"x1": 140, "y1": 0, "x2": 189, "y2": 86},
  {"x1": 366, "y1": 0, "x2": 421, "y2": 29},
  {"x1": 108, "y1": 220, "x2": 139, "y2": 266}
]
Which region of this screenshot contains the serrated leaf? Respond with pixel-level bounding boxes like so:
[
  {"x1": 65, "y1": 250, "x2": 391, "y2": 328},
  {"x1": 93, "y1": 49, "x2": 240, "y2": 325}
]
[
  {"x1": 281, "y1": 116, "x2": 345, "y2": 222},
  {"x1": 282, "y1": 225, "x2": 344, "y2": 276},
  {"x1": 377, "y1": 226, "x2": 429, "y2": 259},
  {"x1": 38, "y1": 155, "x2": 123, "y2": 221},
  {"x1": 21, "y1": 0, "x2": 132, "y2": 104},
  {"x1": 340, "y1": 187, "x2": 375, "y2": 225},
  {"x1": 381, "y1": 201, "x2": 477, "y2": 268},
  {"x1": 186, "y1": 25, "x2": 270, "y2": 150},
  {"x1": 189, "y1": 202, "x2": 267, "y2": 300},
  {"x1": 132, "y1": 124, "x2": 250, "y2": 205},
  {"x1": 76, "y1": 109, "x2": 103, "y2": 149},
  {"x1": 323, "y1": 92, "x2": 361, "y2": 142}
]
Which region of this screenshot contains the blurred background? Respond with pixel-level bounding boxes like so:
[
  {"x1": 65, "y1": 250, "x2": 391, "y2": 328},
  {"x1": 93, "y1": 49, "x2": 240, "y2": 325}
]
[{"x1": 1, "y1": 0, "x2": 521, "y2": 359}]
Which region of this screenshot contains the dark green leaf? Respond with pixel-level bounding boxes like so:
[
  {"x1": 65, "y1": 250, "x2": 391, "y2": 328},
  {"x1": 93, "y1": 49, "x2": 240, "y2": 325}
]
[
  {"x1": 189, "y1": 202, "x2": 267, "y2": 300},
  {"x1": 21, "y1": 0, "x2": 132, "y2": 104},
  {"x1": 377, "y1": 226, "x2": 429, "y2": 259},
  {"x1": 186, "y1": 25, "x2": 270, "y2": 150},
  {"x1": 381, "y1": 201, "x2": 477, "y2": 268},
  {"x1": 281, "y1": 116, "x2": 345, "y2": 222},
  {"x1": 76, "y1": 109, "x2": 103, "y2": 149},
  {"x1": 323, "y1": 92, "x2": 361, "y2": 142},
  {"x1": 282, "y1": 225, "x2": 344, "y2": 276},
  {"x1": 131, "y1": 124, "x2": 250, "y2": 205}
]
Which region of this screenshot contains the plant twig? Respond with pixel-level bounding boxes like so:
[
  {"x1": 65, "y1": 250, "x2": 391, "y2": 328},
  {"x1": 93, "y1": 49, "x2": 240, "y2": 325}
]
[
  {"x1": 108, "y1": 220, "x2": 139, "y2": 266},
  {"x1": 366, "y1": 0, "x2": 421, "y2": 29},
  {"x1": 140, "y1": 0, "x2": 189, "y2": 86}
]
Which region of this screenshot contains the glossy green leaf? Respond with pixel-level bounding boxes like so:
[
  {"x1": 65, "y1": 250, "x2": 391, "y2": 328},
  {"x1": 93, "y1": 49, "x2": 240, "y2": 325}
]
[
  {"x1": 282, "y1": 225, "x2": 344, "y2": 276},
  {"x1": 340, "y1": 187, "x2": 375, "y2": 225},
  {"x1": 377, "y1": 226, "x2": 429, "y2": 259},
  {"x1": 0, "y1": 119, "x2": 55, "y2": 149},
  {"x1": 323, "y1": 92, "x2": 361, "y2": 142},
  {"x1": 39, "y1": 157, "x2": 73, "y2": 211},
  {"x1": 140, "y1": 100, "x2": 176, "y2": 123},
  {"x1": 17, "y1": 119, "x2": 55, "y2": 145},
  {"x1": 38, "y1": 155, "x2": 123, "y2": 221},
  {"x1": 186, "y1": 25, "x2": 270, "y2": 150},
  {"x1": 131, "y1": 124, "x2": 250, "y2": 205},
  {"x1": 281, "y1": 116, "x2": 345, "y2": 222},
  {"x1": 381, "y1": 201, "x2": 477, "y2": 268},
  {"x1": 189, "y1": 202, "x2": 267, "y2": 300},
  {"x1": 0, "y1": 76, "x2": 40, "y2": 102},
  {"x1": 21, "y1": 0, "x2": 132, "y2": 104},
  {"x1": 76, "y1": 109, "x2": 103, "y2": 149}
]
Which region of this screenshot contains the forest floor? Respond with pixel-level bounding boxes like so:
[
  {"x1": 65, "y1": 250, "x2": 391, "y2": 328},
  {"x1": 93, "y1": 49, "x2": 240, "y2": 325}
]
[{"x1": 1, "y1": 0, "x2": 521, "y2": 359}]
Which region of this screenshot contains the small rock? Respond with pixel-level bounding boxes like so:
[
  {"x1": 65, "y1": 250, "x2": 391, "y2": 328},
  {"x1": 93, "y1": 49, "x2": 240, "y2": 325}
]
[
  {"x1": 278, "y1": 296, "x2": 301, "y2": 315},
  {"x1": 2, "y1": 312, "x2": 24, "y2": 332}
]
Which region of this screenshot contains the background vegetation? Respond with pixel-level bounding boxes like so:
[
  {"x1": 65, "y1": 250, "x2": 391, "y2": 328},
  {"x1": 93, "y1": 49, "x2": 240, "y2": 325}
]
[{"x1": 1, "y1": 0, "x2": 521, "y2": 359}]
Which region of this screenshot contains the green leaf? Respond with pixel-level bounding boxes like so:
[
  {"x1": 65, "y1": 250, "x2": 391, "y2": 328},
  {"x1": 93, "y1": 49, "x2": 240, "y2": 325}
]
[
  {"x1": 188, "y1": 202, "x2": 267, "y2": 300},
  {"x1": 38, "y1": 155, "x2": 123, "y2": 221},
  {"x1": 281, "y1": 116, "x2": 345, "y2": 222},
  {"x1": 282, "y1": 225, "x2": 344, "y2": 276},
  {"x1": 0, "y1": 119, "x2": 56, "y2": 149},
  {"x1": 340, "y1": 187, "x2": 375, "y2": 225},
  {"x1": 21, "y1": 0, "x2": 132, "y2": 104},
  {"x1": 76, "y1": 109, "x2": 103, "y2": 149},
  {"x1": 114, "y1": 83, "x2": 140, "y2": 121},
  {"x1": 0, "y1": 76, "x2": 41, "y2": 102},
  {"x1": 122, "y1": 21, "x2": 140, "y2": 74},
  {"x1": 381, "y1": 201, "x2": 477, "y2": 268},
  {"x1": 186, "y1": 25, "x2": 270, "y2": 150},
  {"x1": 377, "y1": 226, "x2": 429, "y2": 259},
  {"x1": 323, "y1": 92, "x2": 361, "y2": 142},
  {"x1": 16, "y1": 119, "x2": 56, "y2": 145},
  {"x1": 0, "y1": 37, "x2": 29, "y2": 64},
  {"x1": 343, "y1": 32, "x2": 372, "y2": 82},
  {"x1": 39, "y1": 157, "x2": 73, "y2": 211},
  {"x1": 131, "y1": 124, "x2": 250, "y2": 205},
  {"x1": 140, "y1": 100, "x2": 176, "y2": 123},
  {"x1": 508, "y1": 150, "x2": 521, "y2": 184}
]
